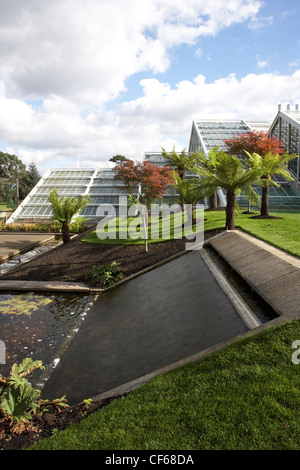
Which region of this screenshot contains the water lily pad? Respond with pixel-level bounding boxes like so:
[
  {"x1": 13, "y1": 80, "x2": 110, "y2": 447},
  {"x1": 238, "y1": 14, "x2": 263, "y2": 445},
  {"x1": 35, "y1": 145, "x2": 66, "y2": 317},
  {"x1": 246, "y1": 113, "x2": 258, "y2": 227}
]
[{"x1": 0, "y1": 293, "x2": 53, "y2": 316}]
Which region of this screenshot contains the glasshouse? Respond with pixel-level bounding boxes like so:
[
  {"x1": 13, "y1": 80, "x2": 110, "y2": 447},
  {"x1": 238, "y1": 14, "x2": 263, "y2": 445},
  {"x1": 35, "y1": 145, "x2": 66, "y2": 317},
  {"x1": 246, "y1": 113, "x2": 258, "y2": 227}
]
[{"x1": 7, "y1": 105, "x2": 300, "y2": 224}]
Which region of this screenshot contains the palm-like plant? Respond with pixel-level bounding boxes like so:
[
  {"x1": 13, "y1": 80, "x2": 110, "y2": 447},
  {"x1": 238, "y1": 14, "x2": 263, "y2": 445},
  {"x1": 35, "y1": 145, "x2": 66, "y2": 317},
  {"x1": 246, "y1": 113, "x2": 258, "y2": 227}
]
[
  {"x1": 172, "y1": 171, "x2": 206, "y2": 225},
  {"x1": 48, "y1": 188, "x2": 90, "y2": 243},
  {"x1": 192, "y1": 149, "x2": 261, "y2": 230},
  {"x1": 245, "y1": 151, "x2": 296, "y2": 218},
  {"x1": 161, "y1": 147, "x2": 196, "y2": 180}
]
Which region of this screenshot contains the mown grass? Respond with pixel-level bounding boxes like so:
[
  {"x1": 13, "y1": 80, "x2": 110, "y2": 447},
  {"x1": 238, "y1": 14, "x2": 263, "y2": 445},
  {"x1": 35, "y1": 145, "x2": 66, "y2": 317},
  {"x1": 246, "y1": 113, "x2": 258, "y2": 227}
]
[
  {"x1": 81, "y1": 211, "x2": 203, "y2": 245},
  {"x1": 31, "y1": 320, "x2": 300, "y2": 450},
  {"x1": 82, "y1": 208, "x2": 300, "y2": 257}
]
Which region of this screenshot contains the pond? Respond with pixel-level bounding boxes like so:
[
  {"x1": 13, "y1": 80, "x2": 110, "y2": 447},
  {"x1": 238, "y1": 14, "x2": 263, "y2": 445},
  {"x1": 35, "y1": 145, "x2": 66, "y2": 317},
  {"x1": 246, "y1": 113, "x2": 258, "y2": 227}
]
[{"x1": 0, "y1": 291, "x2": 97, "y2": 387}]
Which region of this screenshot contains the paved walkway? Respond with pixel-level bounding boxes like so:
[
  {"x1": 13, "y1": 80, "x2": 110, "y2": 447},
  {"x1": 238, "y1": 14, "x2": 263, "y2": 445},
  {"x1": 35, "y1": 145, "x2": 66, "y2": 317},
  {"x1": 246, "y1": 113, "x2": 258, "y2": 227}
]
[
  {"x1": 41, "y1": 250, "x2": 250, "y2": 405},
  {"x1": 0, "y1": 232, "x2": 55, "y2": 261},
  {"x1": 209, "y1": 231, "x2": 300, "y2": 318}
]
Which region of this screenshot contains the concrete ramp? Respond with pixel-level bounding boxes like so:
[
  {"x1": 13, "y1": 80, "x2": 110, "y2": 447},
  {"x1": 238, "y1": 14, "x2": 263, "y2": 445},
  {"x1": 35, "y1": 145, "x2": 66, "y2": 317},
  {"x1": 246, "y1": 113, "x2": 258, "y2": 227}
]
[
  {"x1": 42, "y1": 250, "x2": 249, "y2": 405},
  {"x1": 209, "y1": 231, "x2": 300, "y2": 318}
]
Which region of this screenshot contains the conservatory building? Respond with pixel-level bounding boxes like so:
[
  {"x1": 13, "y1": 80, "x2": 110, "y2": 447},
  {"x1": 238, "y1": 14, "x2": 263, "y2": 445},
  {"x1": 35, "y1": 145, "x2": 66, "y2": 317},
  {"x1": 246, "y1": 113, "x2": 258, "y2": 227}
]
[{"x1": 7, "y1": 105, "x2": 300, "y2": 224}]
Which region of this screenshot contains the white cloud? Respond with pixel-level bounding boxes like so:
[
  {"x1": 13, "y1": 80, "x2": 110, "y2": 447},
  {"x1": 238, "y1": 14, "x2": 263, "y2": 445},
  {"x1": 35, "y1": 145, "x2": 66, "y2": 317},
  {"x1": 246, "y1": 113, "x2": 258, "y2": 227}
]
[
  {"x1": 194, "y1": 48, "x2": 203, "y2": 58},
  {"x1": 0, "y1": 0, "x2": 263, "y2": 105},
  {"x1": 248, "y1": 15, "x2": 274, "y2": 30},
  {"x1": 1, "y1": 69, "x2": 299, "y2": 172},
  {"x1": 256, "y1": 56, "x2": 268, "y2": 68},
  {"x1": 3, "y1": 0, "x2": 296, "y2": 171}
]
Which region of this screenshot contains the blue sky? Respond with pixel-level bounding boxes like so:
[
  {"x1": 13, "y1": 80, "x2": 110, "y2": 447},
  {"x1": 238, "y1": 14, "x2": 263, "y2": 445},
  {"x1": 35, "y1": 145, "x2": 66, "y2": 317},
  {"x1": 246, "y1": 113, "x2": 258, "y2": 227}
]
[{"x1": 0, "y1": 0, "x2": 299, "y2": 174}]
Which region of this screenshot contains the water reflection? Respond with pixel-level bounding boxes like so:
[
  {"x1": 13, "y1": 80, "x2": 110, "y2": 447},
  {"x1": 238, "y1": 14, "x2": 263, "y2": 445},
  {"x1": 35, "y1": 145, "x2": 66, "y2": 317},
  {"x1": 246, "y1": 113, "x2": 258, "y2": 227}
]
[{"x1": 0, "y1": 291, "x2": 95, "y2": 385}]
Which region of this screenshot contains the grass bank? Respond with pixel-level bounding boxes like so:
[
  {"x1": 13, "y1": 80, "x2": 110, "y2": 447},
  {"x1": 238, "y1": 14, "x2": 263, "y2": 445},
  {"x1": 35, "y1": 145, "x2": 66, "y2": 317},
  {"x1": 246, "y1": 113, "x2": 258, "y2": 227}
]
[
  {"x1": 31, "y1": 320, "x2": 300, "y2": 450},
  {"x1": 82, "y1": 208, "x2": 300, "y2": 257}
]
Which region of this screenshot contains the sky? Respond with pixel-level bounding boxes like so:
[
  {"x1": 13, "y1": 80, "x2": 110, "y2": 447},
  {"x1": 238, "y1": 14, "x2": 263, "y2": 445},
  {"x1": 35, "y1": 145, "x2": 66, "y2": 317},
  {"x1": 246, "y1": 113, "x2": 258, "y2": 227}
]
[{"x1": 0, "y1": 0, "x2": 299, "y2": 174}]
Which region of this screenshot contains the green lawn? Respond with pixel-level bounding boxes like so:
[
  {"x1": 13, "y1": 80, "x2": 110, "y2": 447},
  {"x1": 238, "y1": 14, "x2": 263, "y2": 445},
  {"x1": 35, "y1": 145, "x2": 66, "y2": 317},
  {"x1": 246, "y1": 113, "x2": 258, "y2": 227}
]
[
  {"x1": 82, "y1": 208, "x2": 300, "y2": 258},
  {"x1": 31, "y1": 320, "x2": 300, "y2": 450},
  {"x1": 81, "y1": 212, "x2": 203, "y2": 245},
  {"x1": 0, "y1": 203, "x2": 15, "y2": 210}
]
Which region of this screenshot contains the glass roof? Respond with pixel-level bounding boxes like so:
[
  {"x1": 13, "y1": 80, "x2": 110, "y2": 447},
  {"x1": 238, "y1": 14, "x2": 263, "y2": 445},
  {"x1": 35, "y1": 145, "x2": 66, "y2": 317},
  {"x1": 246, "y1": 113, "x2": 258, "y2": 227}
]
[
  {"x1": 8, "y1": 168, "x2": 136, "y2": 222},
  {"x1": 195, "y1": 120, "x2": 251, "y2": 153}
]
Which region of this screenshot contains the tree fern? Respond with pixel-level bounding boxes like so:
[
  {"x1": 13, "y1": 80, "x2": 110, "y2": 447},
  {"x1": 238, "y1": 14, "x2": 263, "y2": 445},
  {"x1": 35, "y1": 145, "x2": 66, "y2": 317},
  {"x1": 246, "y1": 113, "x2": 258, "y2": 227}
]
[{"x1": 48, "y1": 188, "x2": 90, "y2": 243}]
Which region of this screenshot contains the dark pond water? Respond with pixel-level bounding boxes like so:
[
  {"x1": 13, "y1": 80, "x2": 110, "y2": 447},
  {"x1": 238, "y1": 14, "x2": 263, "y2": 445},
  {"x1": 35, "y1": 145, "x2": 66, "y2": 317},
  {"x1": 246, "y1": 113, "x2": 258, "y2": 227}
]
[
  {"x1": 204, "y1": 246, "x2": 278, "y2": 324},
  {"x1": 0, "y1": 291, "x2": 96, "y2": 387}
]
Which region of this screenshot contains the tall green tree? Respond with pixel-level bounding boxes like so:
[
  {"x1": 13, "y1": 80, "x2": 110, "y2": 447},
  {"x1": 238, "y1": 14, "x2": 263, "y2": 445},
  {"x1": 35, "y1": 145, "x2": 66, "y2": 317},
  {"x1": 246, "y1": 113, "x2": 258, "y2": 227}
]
[
  {"x1": 19, "y1": 162, "x2": 41, "y2": 199},
  {"x1": 0, "y1": 151, "x2": 26, "y2": 180},
  {"x1": 192, "y1": 149, "x2": 261, "y2": 230},
  {"x1": 48, "y1": 189, "x2": 90, "y2": 243}
]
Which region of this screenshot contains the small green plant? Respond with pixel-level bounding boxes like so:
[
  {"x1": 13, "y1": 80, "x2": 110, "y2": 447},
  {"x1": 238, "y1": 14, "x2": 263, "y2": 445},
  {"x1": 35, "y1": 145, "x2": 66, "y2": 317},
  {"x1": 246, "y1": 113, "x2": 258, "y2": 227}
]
[
  {"x1": 0, "y1": 358, "x2": 68, "y2": 427},
  {"x1": 83, "y1": 398, "x2": 92, "y2": 407},
  {"x1": 90, "y1": 262, "x2": 123, "y2": 287}
]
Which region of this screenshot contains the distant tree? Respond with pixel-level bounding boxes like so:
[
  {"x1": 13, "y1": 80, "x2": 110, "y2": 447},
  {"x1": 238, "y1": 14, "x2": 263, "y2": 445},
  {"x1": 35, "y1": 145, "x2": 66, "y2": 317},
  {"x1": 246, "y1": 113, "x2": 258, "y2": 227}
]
[
  {"x1": 48, "y1": 189, "x2": 90, "y2": 244},
  {"x1": 109, "y1": 155, "x2": 128, "y2": 164},
  {"x1": 113, "y1": 159, "x2": 173, "y2": 251},
  {"x1": 0, "y1": 153, "x2": 41, "y2": 201},
  {"x1": 19, "y1": 162, "x2": 41, "y2": 199},
  {"x1": 27, "y1": 162, "x2": 41, "y2": 187},
  {"x1": 0, "y1": 151, "x2": 26, "y2": 180}
]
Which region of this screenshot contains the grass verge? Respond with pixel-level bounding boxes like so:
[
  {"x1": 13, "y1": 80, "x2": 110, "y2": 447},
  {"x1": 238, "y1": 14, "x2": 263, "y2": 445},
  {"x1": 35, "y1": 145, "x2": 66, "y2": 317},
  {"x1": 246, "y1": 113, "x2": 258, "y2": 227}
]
[{"x1": 30, "y1": 320, "x2": 300, "y2": 450}]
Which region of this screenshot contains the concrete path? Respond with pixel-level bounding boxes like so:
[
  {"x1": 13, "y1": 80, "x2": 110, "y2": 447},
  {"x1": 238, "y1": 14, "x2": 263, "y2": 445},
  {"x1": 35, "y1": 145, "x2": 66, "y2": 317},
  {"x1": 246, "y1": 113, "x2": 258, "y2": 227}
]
[
  {"x1": 0, "y1": 232, "x2": 54, "y2": 261},
  {"x1": 41, "y1": 250, "x2": 250, "y2": 405},
  {"x1": 209, "y1": 231, "x2": 300, "y2": 318}
]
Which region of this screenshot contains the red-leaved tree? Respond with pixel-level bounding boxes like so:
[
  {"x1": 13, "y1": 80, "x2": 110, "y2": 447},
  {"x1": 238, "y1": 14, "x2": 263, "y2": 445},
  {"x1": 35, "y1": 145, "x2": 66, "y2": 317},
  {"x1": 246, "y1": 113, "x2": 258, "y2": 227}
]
[
  {"x1": 224, "y1": 130, "x2": 285, "y2": 157},
  {"x1": 114, "y1": 159, "x2": 173, "y2": 251}
]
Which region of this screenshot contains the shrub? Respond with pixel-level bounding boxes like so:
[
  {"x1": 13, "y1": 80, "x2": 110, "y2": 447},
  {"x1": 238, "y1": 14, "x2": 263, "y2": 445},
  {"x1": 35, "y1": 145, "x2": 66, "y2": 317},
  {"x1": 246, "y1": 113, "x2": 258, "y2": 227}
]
[
  {"x1": 0, "y1": 358, "x2": 68, "y2": 428},
  {"x1": 90, "y1": 262, "x2": 123, "y2": 287},
  {"x1": 0, "y1": 219, "x2": 87, "y2": 233}
]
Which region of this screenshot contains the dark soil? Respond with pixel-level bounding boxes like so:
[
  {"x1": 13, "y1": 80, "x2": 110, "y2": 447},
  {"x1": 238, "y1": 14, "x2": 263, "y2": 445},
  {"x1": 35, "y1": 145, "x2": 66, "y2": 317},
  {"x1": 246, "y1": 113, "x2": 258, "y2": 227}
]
[
  {"x1": 0, "y1": 225, "x2": 224, "y2": 450},
  {"x1": 0, "y1": 396, "x2": 117, "y2": 450},
  {"x1": 0, "y1": 226, "x2": 223, "y2": 287}
]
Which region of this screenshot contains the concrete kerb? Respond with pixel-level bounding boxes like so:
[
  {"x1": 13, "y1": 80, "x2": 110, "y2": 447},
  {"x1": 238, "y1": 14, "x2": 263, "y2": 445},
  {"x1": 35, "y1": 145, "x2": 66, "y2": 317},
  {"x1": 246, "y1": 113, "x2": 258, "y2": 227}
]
[
  {"x1": 199, "y1": 247, "x2": 261, "y2": 330},
  {"x1": 90, "y1": 312, "x2": 300, "y2": 405}
]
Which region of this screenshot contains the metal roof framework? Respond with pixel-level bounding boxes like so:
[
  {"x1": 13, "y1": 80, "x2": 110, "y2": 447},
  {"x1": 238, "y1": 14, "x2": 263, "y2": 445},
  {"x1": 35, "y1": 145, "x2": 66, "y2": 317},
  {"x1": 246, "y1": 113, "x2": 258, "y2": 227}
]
[{"x1": 7, "y1": 168, "x2": 132, "y2": 223}]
